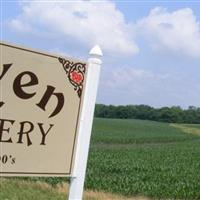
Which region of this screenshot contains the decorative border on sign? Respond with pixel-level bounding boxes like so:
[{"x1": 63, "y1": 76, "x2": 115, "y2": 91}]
[{"x1": 58, "y1": 57, "x2": 86, "y2": 98}]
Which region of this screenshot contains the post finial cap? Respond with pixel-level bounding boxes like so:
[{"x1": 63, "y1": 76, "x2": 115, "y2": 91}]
[{"x1": 89, "y1": 45, "x2": 103, "y2": 57}]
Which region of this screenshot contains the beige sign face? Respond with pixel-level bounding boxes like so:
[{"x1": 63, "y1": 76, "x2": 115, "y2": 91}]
[{"x1": 0, "y1": 42, "x2": 87, "y2": 177}]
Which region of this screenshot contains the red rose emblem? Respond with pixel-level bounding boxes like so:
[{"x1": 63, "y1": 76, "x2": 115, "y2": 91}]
[{"x1": 70, "y1": 71, "x2": 83, "y2": 85}]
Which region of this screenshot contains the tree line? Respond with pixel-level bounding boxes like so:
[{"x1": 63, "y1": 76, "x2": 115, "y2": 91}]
[{"x1": 95, "y1": 104, "x2": 200, "y2": 124}]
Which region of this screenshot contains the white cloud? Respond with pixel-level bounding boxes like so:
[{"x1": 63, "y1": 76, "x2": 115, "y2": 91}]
[
  {"x1": 99, "y1": 66, "x2": 200, "y2": 107},
  {"x1": 9, "y1": 19, "x2": 33, "y2": 32},
  {"x1": 8, "y1": 0, "x2": 139, "y2": 56},
  {"x1": 103, "y1": 67, "x2": 169, "y2": 90},
  {"x1": 137, "y1": 7, "x2": 200, "y2": 57}
]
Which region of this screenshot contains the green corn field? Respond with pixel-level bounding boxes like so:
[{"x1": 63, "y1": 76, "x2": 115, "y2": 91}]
[
  {"x1": 1, "y1": 118, "x2": 200, "y2": 200},
  {"x1": 85, "y1": 118, "x2": 200, "y2": 199}
]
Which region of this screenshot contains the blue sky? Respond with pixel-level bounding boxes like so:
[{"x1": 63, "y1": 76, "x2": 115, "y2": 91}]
[{"x1": 1, "y1": 0, "x2": 200, "y2": 108}]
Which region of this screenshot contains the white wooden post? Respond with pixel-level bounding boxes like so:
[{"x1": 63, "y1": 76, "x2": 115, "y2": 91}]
[{"x1": 68, "y1": 45, "x2": 103, "y2": 200}]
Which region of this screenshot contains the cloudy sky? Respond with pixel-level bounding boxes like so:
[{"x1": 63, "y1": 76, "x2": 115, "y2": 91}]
[{"x1": 1, "y1": 0, "x2": 200, "y2": 108}]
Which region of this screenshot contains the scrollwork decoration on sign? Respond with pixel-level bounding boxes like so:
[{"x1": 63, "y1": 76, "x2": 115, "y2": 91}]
[{"x1": 58, "y1": 57, "x2": 86, "y2": 98}]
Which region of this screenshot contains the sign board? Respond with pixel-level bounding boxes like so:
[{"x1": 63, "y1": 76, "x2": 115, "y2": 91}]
[{"x1": 0, "y1": 42, "x2": 88, "y2": 177}]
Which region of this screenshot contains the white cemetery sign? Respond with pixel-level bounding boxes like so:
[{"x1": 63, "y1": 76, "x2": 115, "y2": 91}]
[{"x1": 0, "y1": 42, "x2": 102, "y2": 200}]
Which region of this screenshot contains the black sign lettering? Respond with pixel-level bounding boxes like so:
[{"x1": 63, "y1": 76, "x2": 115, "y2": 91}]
[
  {"x1": 17, "y1": 121, "x2": 34, "y2": 146},
  {"x1": 0, "y1": 119, "x2": 15, "y2": 143},
  {"x1": 13, "y1": 71, "x2": 39, "y2": 99},
  {"x1": 38, "y1": 123, "x2": 54, "y2": 145},
  {"x1": 0, "y1": 102, "x2": 4, "y2": 108},
  {"x1": 0, "y1": 64, "x2": 13, "y2": 108},
  {"x1": 36, "y1": 86, "x2": 64, "y2": 118},
  {"x1": 0, "y1": 64, "x2": 12, "y2": 80}
]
